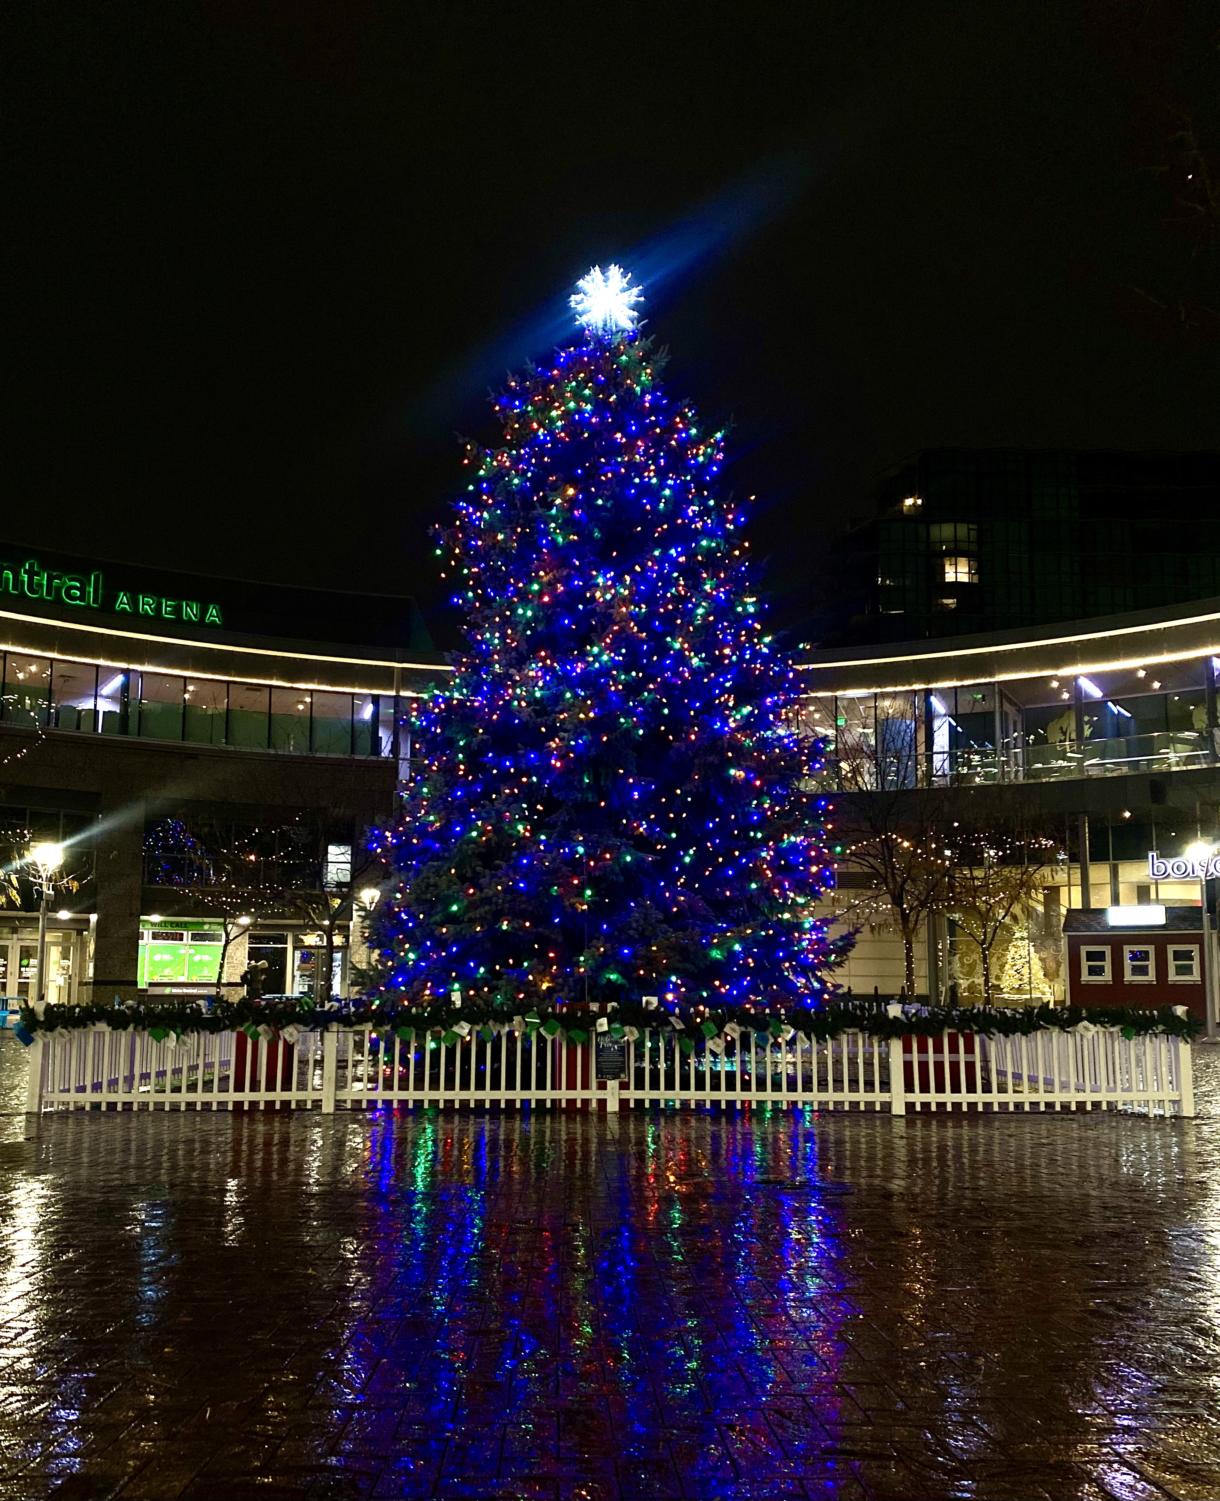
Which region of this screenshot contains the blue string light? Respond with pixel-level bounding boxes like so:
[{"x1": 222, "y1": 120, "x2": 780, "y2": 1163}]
[{"x1": 371, "y1": 272, "x2": 847, "y2": 1009}]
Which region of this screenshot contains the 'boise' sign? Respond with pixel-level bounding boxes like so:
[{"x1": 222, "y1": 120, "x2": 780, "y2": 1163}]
[
  {"x1": 1148, "y1": 850, "x2": 1220, "y2": 881},
  {"x1": 0, "y1": 558, "x2": 222, "y2": 627}
]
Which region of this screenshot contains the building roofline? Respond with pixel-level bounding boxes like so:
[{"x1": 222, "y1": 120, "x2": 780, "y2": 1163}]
[{"x1": 798, "y1": 596, "x2": 1220, "y2": 694}]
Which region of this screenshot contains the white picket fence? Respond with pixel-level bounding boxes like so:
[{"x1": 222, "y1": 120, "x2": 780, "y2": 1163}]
[{"x1": 24, "y1": 1019, "x2": 1196, "y2": 1117}]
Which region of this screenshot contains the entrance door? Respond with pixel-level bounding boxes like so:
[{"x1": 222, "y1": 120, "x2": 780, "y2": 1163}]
[
  {"x1": 16, "y1": 942, "x2": 37, "y2": 1001},
  {"x1": 0, "y1": 933, "x2": 79, "y2": 1004},
  {"x1": 43, "y1": 933, "x2": 75, "y2": 1005}
]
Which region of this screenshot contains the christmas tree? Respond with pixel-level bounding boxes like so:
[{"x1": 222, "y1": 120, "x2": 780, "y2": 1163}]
[
  {"x1": 372, "y1": 266, "x2": 845, "y2": 1011},
  {"x1": 998, "y1": 920, "x2": 1052, "y2": 1001}
]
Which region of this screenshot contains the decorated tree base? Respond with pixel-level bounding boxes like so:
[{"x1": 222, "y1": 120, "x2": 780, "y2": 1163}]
[{"x1": 18, "y1": 996, "x2": 1200, "y2": 1044}]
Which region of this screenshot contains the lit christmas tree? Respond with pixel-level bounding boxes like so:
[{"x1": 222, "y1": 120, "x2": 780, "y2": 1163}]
[
  {"x1": 997, "y1": 920, "x2": 1052, "y2": 1002},
  {"x1": 372, "y1": 267, "x2": 846, "y2": 1011}
]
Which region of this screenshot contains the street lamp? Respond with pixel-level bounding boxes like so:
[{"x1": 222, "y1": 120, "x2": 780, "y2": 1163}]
[
  {"x1": 26, "y1": 841, "x2": 65, "y2": 1007},
  {"x1": 1185, "y1": 839, "x2": 1217, "y2": 1041},
  {"x1": 358, "y1": 887, "x2": 381, "y2": 910}
]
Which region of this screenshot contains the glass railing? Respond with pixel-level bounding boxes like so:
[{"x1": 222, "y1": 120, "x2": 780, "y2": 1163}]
[
  {"x1": 813, "y1": 730, "x2": 1215, "y2": 790},
  {"x1": 1018, "y1": 730, "x2": 1212, "y2": 781}
]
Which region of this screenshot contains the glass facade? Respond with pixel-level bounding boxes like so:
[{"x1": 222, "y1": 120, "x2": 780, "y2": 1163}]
[
  {"x1": 3, "y1": 655, "x2": 51, "y2": 728},
  {"x1": 0, "y1": 651, "x2": 406, "y2": 759},
  {"x1": 807, "y1": 652, "x2": 1219, "y2": 789},
  {"x1": 833, "y1": 450, "x2": 1220, "y2": 647}
]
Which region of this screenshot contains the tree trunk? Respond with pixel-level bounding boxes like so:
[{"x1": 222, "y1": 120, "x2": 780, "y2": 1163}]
[
  {"x1": 901, "y1": 921, "x2": 917, "y2": 999},
  {"x1": 980, "y1": 942, "x2": 993, "y2": 1007},
  {"x1": 219, "y1": 921, "x2": 238, "y2": 999},
  {"x1": 320, "y1": 924, "x2": 336, "y2": 1004}
]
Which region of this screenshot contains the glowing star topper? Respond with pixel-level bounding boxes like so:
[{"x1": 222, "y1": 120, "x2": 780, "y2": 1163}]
[{"x1": 569, "y1": 263, "x2": 644, "y2": 337}]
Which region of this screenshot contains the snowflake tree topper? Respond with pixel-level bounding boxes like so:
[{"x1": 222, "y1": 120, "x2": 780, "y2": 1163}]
[{"x1": 569, "y1": 264, "x2": 644, "y2": 338}]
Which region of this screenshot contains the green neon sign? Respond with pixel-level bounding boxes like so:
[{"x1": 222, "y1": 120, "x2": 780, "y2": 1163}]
[{"x1": 0, "y1": 559, "x2": 222, "y2": 627}]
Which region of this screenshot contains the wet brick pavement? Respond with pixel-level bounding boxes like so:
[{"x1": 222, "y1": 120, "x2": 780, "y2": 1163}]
[{"x1": 0, "y1": 1037, "x2": 1219, "y2": 1501}]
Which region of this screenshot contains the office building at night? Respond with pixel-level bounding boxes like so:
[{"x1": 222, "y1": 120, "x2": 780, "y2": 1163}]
[{"x1": 820, "y1": 449, "x2": 1220, "y2": 646}]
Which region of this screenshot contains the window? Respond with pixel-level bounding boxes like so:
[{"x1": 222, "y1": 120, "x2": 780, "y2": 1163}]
[
  {"x1": 352, "y1": 695, "x2": 378, "y2": 756},
  {"x1": 310, "y1": 691, "x2": 352, "y2": 756},
  {"x1": 96, "y1": 670, "x2": 127, "y2": 735},
  {"x1": 1081, "y1": 946, "x2": 1111, "y2": 982},
  {"x1": 246, "y1": 933, "x2": 288, "y2": 995},
  {"x1": 229, "y1": 683, "x2": 270, "y2": 749},
  {"x1": 2, "y1": 654, "x2": 51, "y2": 728},
  {"x1": 324, "y1": 843, "x2": 352, "y2": 890},
  {"x1": 270, "y1": 687, "x2": 310, "y2": 753},
  {"x1": 1124, "y1": 946, "x2": 1154, "y2": 982},
  {"x1": 929, "y1": 521, "x2": 977, "y2": 549},
  {"x1": 50, "y1": 662, "x2": 98, "y2": 732},
  {"x1": 1169, "y1": 945, "x2": 1200, "y2": 982},
  {"x1": 184, "y1": 679, "x2": 227, "y2": 746},
  {"x1": 136, "y1": 673, "x2": 184, "y2": 741},
  {"x1": 943, "y1": 556, "x2": 979, "y2": 585}
]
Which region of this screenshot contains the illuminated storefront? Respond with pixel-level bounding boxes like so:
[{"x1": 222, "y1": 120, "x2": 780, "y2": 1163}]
[
  {"x1": 0, "y1": 542, "x2": 446, "y2": 1002},
  {"x1": 802, "y1": 599, "x2": 1220, "y2": 1021}
]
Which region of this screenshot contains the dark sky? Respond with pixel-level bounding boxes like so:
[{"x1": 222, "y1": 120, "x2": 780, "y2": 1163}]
[{"x1": 8, "y1": 2, "x2": 1219, "y2": 646}]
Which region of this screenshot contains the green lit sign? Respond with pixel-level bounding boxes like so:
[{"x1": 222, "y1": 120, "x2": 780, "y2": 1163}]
[{"x1": 0, "y1": 559, "x2": 222, "y2": 627}]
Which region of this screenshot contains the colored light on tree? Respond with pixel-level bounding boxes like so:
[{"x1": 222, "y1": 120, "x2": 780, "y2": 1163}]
[{"x1": 371, "y1": 269, "x2": 848, "y2": 1008}]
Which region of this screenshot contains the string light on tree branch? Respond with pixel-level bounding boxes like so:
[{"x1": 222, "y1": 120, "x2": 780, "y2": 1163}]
[{"x1": 370, "y1": 272, "x2": 849, "y2": 1010}]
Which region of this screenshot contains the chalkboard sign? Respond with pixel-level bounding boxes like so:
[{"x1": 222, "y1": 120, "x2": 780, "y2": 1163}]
[{"x1": 595, "y1": 1035, "x2": 627, "y2": 1080}]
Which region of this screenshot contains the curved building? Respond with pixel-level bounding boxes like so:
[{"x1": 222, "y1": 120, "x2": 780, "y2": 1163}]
[
  {"x1": 802, "y1": 598, "x2": 1220, "y2": 1021},
  {"x1": 0, "y1": 542, "x2": 447, "y2": 1003},
  {"x1": 5, "y1": 532, "x2": 1220, "y2": 1023}
]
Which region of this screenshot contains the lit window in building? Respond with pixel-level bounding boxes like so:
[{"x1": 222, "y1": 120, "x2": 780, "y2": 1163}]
[
  {"x1": 930, "y1": 521, "x2": 978, "y2": 550},
  {"x1": 1169, "y1": 945, "x2": 1199, "y2": 982},
  {"x1": 324, "y1": 843, "x2": 352, "y2": 889},
  {"x1": 901, "y1": 494, "x2": 922, "y2": 513},
  {"x1": 943, "y1": 556, "x2": 979, "y2": 585},
  {"x1": 1124, "y1": 946, "x2": 1154, "y2": 981},
  {"x1": 1081, "y1": 946, "x2": 1110, "y2": 981}
]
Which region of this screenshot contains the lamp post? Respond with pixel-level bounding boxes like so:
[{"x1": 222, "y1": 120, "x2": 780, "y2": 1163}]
[
  {"x1": 1184, "y1": 839, "x2": 1217, "y2": 1041},
  {"x1": 351, "y1": 888, "x2": 382, "y2": 1002},
  {"x1": 26, "y1": 841, "x2": 65, "y2": 1008}
]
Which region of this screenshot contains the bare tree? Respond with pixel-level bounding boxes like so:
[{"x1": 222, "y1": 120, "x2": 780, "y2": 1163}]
[
  {"x1": 946, "y1": 822, "x2": 1063, "y2": 1007},
  {"x1": 837, "y1": 809, "x2": 951, "y2": 1000},
  {"x1": 144, "y1": 815, "x2": 319, "y2": 994},
  {"x1": 825, "y1": 702, "x2": 1063, "y2": 1003},
  {"x1": 285, "y1": 835, "x2": 379, "y2": 1004},
  {"x1": 829, "y1": 700, "x2": 953, "y2": 998}
]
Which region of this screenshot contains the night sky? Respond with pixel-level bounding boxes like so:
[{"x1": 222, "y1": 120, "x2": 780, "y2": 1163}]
[{"x1": 9, "y1": 2, "x2": 1219, "y2": 647}]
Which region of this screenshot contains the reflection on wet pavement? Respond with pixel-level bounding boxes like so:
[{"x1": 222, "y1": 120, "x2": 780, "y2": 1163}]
[{"x1": 0, "y1": 1036, "x2": 1218, "y2": 1499}]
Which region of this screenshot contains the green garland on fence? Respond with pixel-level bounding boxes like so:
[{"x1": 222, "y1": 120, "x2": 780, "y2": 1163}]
[{"x1": 16, "y1": 995, "x2": 1201, "y2": 1046}]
